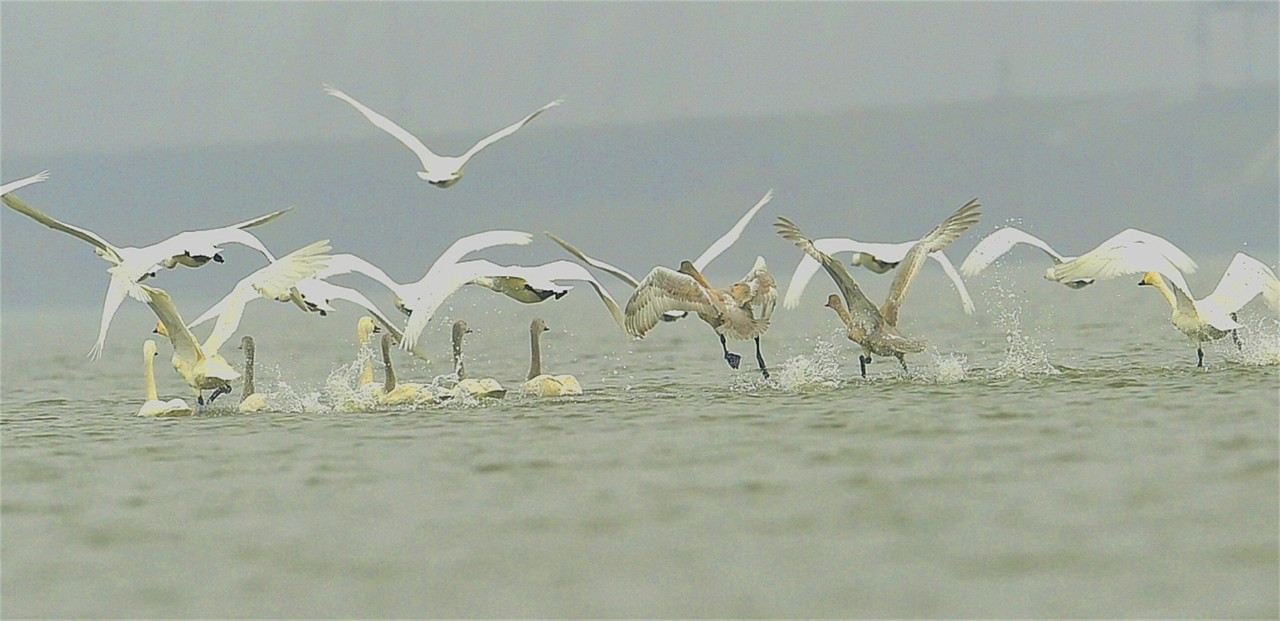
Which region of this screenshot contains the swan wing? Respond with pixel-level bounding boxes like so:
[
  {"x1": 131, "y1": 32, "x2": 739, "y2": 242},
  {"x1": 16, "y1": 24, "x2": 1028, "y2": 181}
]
[
  {"x1": 881, "y1": 198, "x2": 981, "y2": 326},
  {"x1": 1104, "y1": 229, "x2": 1198, "y2": 274},
  {"x1": 458, "y1": 98, "x2": 562, "y2": 163},
  {"x1": 0, "y1": 170, "x2": 50, "y2": 195},
  {"x1": 226, "y1": 205, "x2": 293, "y2": 231},
  {"x1": 1201, "y1": 252, "x2": 1280, "y2": 316},
  {"x1": 417, "y1": 230, "x2": 533, "y2": 284},
  {"x1": 928, "y1": 251, "x2": 976, "y2": 315},
  {"x1": 691, "y1": 189, "x2": 773, "y2": 271},
  {"x1": 545, "y1": 232, "x2": 640, "y2": 288},
  {"x1": 773, "y1": 216, "x2": 882, "y2": 324},
  {"x1": 2, "y1": 192, "x2": 123, "y2": 263},
  {"x1": 201, "y1": 240, "x2": 331, "y2": 355},
  {"x1": 400, "y1": 262, "x2": 494, "y2": 352},
  {"x1": 324, "y1": 84, "x2": 446, "y2": 171},
  {"x1": 516, "y1": 259, "x2": 628, "y2": 332},
  {"x1": 781, "y1": 237, "x2": 890, "y2": 309},
  {"x1": 959, "y1": 226, "x2": 1067, "y2": 277},
  {"x1": 88, "y1": 272, "x2": 150, "y2": 360},
  {"x1": 738, "y1": 256, "x2": 777, "y2": 322},
  {"x1": 314, "y1": 253, "x2": 403, "y2": 292},
  {"x1": 624, "y1": 266, "x2": 719, "y2": 338},
  {"x1": 1052, "y1": 237, "x2": 1194, "y2": 294},
  {"x1": 141, "y1": 284, "x2": 205, "y2": 364}
]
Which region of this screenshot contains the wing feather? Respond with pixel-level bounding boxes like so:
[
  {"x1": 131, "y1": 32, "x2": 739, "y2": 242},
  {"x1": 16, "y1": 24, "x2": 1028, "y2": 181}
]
[
  {"x1": 624, "y1": 267, "x2": 717, "y2": 338},
  {"x1": 459, "y1": 99, "x2": 562, "y2": 162}
]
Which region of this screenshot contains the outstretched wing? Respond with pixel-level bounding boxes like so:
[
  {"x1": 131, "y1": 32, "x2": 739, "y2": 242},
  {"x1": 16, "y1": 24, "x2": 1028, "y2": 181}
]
[
  {"x1": 882, "y1": 198, "x2": 981, "y2": 326},
  {"x1": 691, "y1": 189, "x2": 773, "y2": 271},
  {"x1": 545, "y1": 232, "x2": 640, "y2": 288},
  {"x1": 324, "y1": 84, "x2": 445, "y2": 172},
  {"x1": 415, "y1": 230, "x2": 533, "y2": 286},
  {"x1": 928, "y1": 251, "x2": 976, "y2": 315},
  {"x1": 458, "y1": 98, "x2": 562, "y2": 163},
  {"x1": 1051, "y1": 230, "x2": 1195, "y2": 294},
  {"x1": 773, "y1": 217, "x2": 882, "y2": 327},
  {"x1": 781, "y1": 237, "x2": 899, "y2": 309},
  {"x1": 200, "y1": 240, "x2": 331, "y2": 355},
  {"x1": 1202, "y1": 252, "x2": 1280, "y2": 316},
  {"x1": 959, "y1": 226, "x2": 1068, "y2": 277},
  {"x1": 2, "y1": 192, "x2": 123, "y2": 263},
  {"x1": 1, "y1": 170, "x2": 50, "y2": 195},
  {"x1": 624, "y1": 266, "x2": 719, "y2": 338}
]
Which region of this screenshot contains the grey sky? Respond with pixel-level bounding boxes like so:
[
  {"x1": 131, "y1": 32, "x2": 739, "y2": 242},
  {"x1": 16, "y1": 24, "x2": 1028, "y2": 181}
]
[{"x1": 3, "y1": 2, "x2": 1274, "y2": 155}]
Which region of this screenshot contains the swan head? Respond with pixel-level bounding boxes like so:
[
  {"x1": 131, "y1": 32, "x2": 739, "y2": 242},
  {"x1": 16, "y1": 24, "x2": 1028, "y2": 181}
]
[
  {"x1": 357, "y1": 316, "x2": 380, "y2": 344},
  {"x1": 239, "y1": 335, "x2": 255, "y2": 353},
  {"x1": 144, "y1": 339, "x2": 159, "y2": 357},
  {"x1": 153, "y1": 321, "x2": 170, "y2": 338},
  {"x1": 394, "y1": 296, "x2": 410, "y2": 316},
  {"x1": 851, "y1": 252, "x2": 896, "y2": 274},
  {"x1": 823, "y1": 294, "x2": 843, "y2": 310},
  {"x1": 420, "y1": 170, "x2": 463, "y2": 188},
  {"x1": 452, "y1": 320, "x2": 472, "y2": 344},
  {"x1": 531, "y1": 318, "x2": 549, "y2": 334},
  {"x1": 1137, "y1": 272, "x2": 1163, "y2": 287}
]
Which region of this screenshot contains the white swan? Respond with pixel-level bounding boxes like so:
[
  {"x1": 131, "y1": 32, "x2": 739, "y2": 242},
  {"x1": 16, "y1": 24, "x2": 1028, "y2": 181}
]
[
  {"x1": 961, "y1": 226, "x2": 1198, "y2": 289},
  {"x1": 2, "y1": 192, "x2": 291, "y2": 359},
  {"x1": 237, "y1": 336, "x2": 268, "y2": 413},
  {"x1": 184, "y1": 240, "x2": 332, "y2": 355},
  {"x1": 433, "y1": 258, "x2": 628, "y2": 333},
  {"x1": 324, "y1": 84, "x2": 561, "y2": 188},
  {"x1": 378, "y1": 333, "x2": 437, "y2": 405},
  {"x1": 144, "y1": 285, "x2": 241, "y2": 405},
  {"x1": 774, "y1": 198, "x2": 982, "y2": 377},
  {"x1": 0, "y1": 170, "x2": 50, "y2": 195},
  {"x1": 1137, "y1": 252, "x2": 1279, "y2": 366},
  {"x1": 137, "y1": 339, "x2": 195, "y2": 417},
  {"x1": 625, "y1": 256, "x2": 777, "y2": 379},
  {"x1": 447, "y1": 320, "x2": 506, "y2": 399},
  {"x1": 782, "y1": 237, "x2": 974, "y2": 313},
  {"x1": 522, "y1": 318, "x2": 583, "y2": 397},
  {"x1": 547, "y1": 189, "x2": 774, "y2": 323}
]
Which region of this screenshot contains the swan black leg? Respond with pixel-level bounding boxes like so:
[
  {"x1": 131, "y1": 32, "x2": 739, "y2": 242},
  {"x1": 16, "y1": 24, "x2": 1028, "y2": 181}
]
[
  {"x1": 197, "y1": 393, "x2": 205, "y2": 406},
  {"x1": 858, "y1": 354, "x2": 870, "y2": 378},
  {"x1": 1196, "y1": 346, "x2": 1204, "y2": 368},
  {"x1": 720, "y1": 334, "x2": 741, "y2": 369},
  {"x1": 207, "y1": 384, "x2": 232, "y2": 403},
  {"x1": 896, "y1": 354, "x2": 909, "y2": 373},
  {"x1": 754, "y1": 337, "x2": 769, "y2": 379}
]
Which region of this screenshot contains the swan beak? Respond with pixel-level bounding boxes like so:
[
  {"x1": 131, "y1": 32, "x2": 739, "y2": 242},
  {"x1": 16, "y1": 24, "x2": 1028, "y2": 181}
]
[
  {"x1": 213, "y1": 254, "x2": 225, "y2": 263},
  {"x1": 372, "y1": 324, "x2": 383, "y2": 334}
]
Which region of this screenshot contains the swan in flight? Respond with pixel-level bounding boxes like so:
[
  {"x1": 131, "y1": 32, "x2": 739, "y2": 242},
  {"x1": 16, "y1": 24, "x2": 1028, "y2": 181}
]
[
  {"x1": 548, "y1": 189, "x2": 774, "y2": 323},
  {"x1": 774, "y1": 198, "x2": 982, "y2": 377},
  {"x1": 324, "y1": 84, "x2": 561, "y2": 188},
  {"x1": 2, "y1": 192, "x2": 291, "y2": 359},
  {"x1": 378, "y1": 333, "x2": 437, "y2": 405},
  {"x1": 0, "y1": 170, "x2": 50, "y2": 196},
  {"x1": 625, "y1": 256, "x2": 777, "y2": 379},
  {"x1": 448, "y1": 320, "x2": 506, "y2": 399},
  {"x1": 184, "y1": 240, "x2": 333, "y2": 354},
  {"x1": 781, "y1": 237, "x2": 974, "y2": 313},
  {"x1": 137, "y1": 339, "x2": 195, "y2": 417},
  {"x1": 522, "y1": 318, "x2": 583, "y2": 397},
  {"x1": 1134, "y1": 253, "x2": 1277, "y2": 367},
  {"x1": 237, "y1": 336, "x2": 268, "y2": 413},
  {"x1": 960, "y1": 226, "x2": 1197, "y2": 289}
]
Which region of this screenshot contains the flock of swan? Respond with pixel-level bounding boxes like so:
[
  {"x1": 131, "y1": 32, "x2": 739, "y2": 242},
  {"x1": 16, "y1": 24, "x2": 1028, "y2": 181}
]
[{"x1": 3, "y1": 85, "x2": 1279, "y2": 417}]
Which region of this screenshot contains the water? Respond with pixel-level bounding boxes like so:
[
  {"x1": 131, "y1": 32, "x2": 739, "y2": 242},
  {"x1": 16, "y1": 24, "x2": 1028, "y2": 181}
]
[{"x1": 2, "y1": 270, "x2": 1277, "y2": 617}]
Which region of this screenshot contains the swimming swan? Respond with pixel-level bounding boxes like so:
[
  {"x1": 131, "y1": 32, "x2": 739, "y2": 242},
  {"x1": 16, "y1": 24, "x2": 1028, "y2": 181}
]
[
  {"x1": 237, "y1": 335, "x2": 268, "y2": 413},
  {"x1": 378, "y1": 333, "x2": 437, "y2": 405},
  {"x1": 625, "y1": 256, "x2": 777, "y2": 379},
  {"x1": 782, "y1": 237, "x2": 974, "y2": 313},
  {"x1": 0, "y1": 170, "x2": 50, "y2": 196},
  {"x1": 961, "y1": 226, "x2": 1198, "y2": 289},
  {"x1": 137, "y1": 339, "x2": 195, "y2": 417},
  {"x1": 1137, "y1": 252, "x2": 1279, "y2": 367},
  {"x1": 324, "y1": 84, "x2": 561, "y2": 188},
  {"x1": 522, "y1": 318, "x2": 583, "y2": 396},
  {"x1": 547, "y1": 189, "x2": 774, "y2": 323},
  {"x1": 144, "y1": 285, "x2": 241, "y2": 405},
  {"x1": 448, "y1": 320, "x2": 506, "y2": 399},
  {"x1": 774, "y1": 198, "x2": 982, "y2": 377},
  {"x1": 1, "y1": 192, "x2": 291, "y2": 359}
]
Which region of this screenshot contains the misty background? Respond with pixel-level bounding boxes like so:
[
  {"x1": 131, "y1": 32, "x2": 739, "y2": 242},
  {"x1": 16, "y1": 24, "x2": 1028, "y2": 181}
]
[{"x1": 2, "y1": 3, "x2": 1277, "y2": 341}]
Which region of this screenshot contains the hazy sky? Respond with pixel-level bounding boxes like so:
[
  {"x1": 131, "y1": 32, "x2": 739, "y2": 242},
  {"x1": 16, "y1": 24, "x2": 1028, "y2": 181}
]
[{"x1": 3, "y1": 2, "x2": 1275, "y2": 155}]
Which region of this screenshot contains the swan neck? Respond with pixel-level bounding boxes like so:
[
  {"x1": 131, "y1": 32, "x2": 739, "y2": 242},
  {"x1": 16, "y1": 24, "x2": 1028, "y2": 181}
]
[
  {"x1": 453, "y1": 336, "x2": 467, "y2": 380},
  {"x1": 1147, "y1": 276, "x2": 1179, "y2": 311},
  {"x1": 358, "y1": 331, "x2": 374, "y2": 387},
  {"x1": 381, "y1": 334, "x2": 396, "y2": 392},
  {"x1": 242, "y1": 340, "x2": 256, "y2": 399},
  {"x1": 829, "y1": 301, "x2": 856, "y2": 329},
  {"x1": 527, "y1": 326, "x2": 542, "y2": 381},
  {"x1": 144, "y1": 348, "x2": 159, "y2": 402}
]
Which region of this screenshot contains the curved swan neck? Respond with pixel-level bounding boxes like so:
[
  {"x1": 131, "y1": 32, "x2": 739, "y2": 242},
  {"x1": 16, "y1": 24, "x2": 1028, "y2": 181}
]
[
  {"x1": 527, "y1": 322, "x2": 543, "y2": 381},
  {"x1": 827, "y1": 299, "x2": 857, "y2": 330},
  {"x1": 144, "y1": 344, "x2": 159, "y2": 402},
  {"x1": 241, "y1": 336, "x2": 256, "y2": 399},
  {"x1": 1142, "y1": 274, "x2": 1179, "y2": 311},
  {"x1": 381, "y1": 333, "x2": 397, "y2": 392}
]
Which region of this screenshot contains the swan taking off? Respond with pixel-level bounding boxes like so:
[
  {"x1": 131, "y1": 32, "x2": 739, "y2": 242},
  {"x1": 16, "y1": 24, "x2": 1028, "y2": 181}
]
[
  {"x1": 324, "y1": 84, "x2": 560, "y2": 188},
  {"x1": 625, "y1": 256, "x2": 777, "y2": 379},
  {"x1": 1, "y1": 192, "x2": 291, "y2": 359},
  {"x1": 448, "y1": 320, "x2": 506, "y2": 399},
  {"x1": 522, "y1": 318, "x2": 583, "y2": 397},
  {"x1": 774, "y1": 198, "x2": 982, "y2": 378},
  {"x1": 1137, "y1": 252, "x2": 1280, "y2": 367},
  {"x1": 145, "y1": 285, "x2": 241, "y2": 406},
  {"x1": 0, "y1": 170, "x2": 50, "y2": 196},
  {"x1": 237, "y1": 336, "x2": 268, "y2": 413},
  {"x1": 781, "y1": 235, "x2": 974, "y2": 314},
  {"x1": 137, "y1": 339, "x2": 194, "y2": 417},
  {"x1": 961, "y1": 226, "x2": 1198, "y2": 289}
]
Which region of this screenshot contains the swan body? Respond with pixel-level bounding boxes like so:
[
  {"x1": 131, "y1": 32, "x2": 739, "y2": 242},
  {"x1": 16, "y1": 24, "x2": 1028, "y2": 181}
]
[
  {"x1": 782, "y1": 237, "x2": 974, "y2": 313},
  {"x1": 2, "y1": 192, "x2": 290, "y2": 359},
  {"x1": 137, "y1": 339, "x2": 195, "y2": 417},
  {"x1": 775, "y1": 198, "x2": 982, "y2": 377},
  {"x1": 961, "y1": 226, "x2": 1198, "y2": 289},
  {"x1": 626, "y1": 256, "x2": 776, "y2": 378},
  {"x1": 324, "y1": 84, "x2": 560, "y2": 188},
  {"x1": 144, "y1": 285, "x2": 241, "y2": 405},
  {"x1": 522, "y1": 318, "x2": 583, "y2": 397},
  {"x1": 237, "y1": 336, "x2": 268, "y2": 413},
  {"x1": 0, "y1": 170, "x2": 50, "y2": 196},
  {"x1": 447, "y1": 321, "x2": 506, "y2": 399},
  {"x1": 1138, "y1": 252, "x2": 1279, "y2": 366}
]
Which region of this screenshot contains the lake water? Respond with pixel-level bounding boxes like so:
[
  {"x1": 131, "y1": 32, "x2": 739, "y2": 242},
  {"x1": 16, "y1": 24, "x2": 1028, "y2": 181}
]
[{"x1": 2, "y1": 264, "x2": 1277, "y2": 617}]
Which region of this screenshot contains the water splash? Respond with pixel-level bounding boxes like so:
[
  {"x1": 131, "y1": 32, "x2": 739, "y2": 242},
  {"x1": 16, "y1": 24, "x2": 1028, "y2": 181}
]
[
  {"x1": 739, "y1": 336, "x2": 846, "y2": 392},
  {"x1": 930, "y1": 351, "x2": 969, "y2": 384},
  {"x1": 982, "y1": 275, "x2": 1058, "y2": 378},
  {"x1": 1231, "y1": 314, "x2": 1280, "y2": 366}
]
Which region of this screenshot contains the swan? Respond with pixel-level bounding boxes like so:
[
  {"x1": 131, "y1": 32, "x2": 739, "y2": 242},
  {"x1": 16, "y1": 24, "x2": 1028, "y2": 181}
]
[
  {"x1": 137, "y1": 339, "x2": 195, "y2": 417},
  {"x1": 447, "y1": 320, "x2": 506, "y2": 399},
  {"x1": 378, "y1": 333, "x2": 437, "y2": 405},
  {"x1": 1137, "y1": 253, "x2": 1279, "y2": 366},
  {"x1": 522, "y1": 318, "x2": 583, "y2": 397},
  {"x1": 1, "y1": 192, "x2": 291, "y2": 359},
  {"x1": 0, "y1": 170, "x2": 50, "y2": 195},
  {"x1": 625, "y1": 256, "x2": 777, "y2": 379},
  {"x1": 774, "y1": 198, "x2": 982, "y2": 377},
  {"x1": 960, "y1": 226, "x2": 1198, "y2": 289},
  {"x1": 144, "y1": 285, "x2": 241, "y2": 405},
  {"x1": 324, "y1": 84, "x2": 560, "y2": 188},
  {"x1": 184, "y1": 240, "x2": 332, "y2": 354},
  {"x1": 237, "y1": 336, "x2": 268, "y2": 413},
  {"x1": 782, "y1": 239, "x2": 973, "y2": 313},
  {"x1": 547, "y1": 190, "x2": 773, "y2": 324}
]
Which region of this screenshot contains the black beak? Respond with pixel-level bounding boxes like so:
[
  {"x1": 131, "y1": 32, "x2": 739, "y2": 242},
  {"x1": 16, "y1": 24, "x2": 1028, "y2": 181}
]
[{"x1": 213, "y1": 254, "x2": 225, "y2": 263}]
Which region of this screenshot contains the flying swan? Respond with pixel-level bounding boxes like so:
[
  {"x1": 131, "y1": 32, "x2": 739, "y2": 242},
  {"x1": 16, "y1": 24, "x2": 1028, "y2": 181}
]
[
  {"x1": 0, "y1": 170, "x2": 50, "y2": 196},
  {"x1": 960, "y1": 226, "x2": 1197, "y2": 289},
  {"x1": 324, "y1": 84, "x2": 560, "y2": 188}
]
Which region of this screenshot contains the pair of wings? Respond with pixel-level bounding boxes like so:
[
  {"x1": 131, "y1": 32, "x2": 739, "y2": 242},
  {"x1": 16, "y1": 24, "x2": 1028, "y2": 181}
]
[
  {"x1": 782, "y1": 239, "x2": 974, "y2": 314},
  {"x1": 623, "y1": 256, "x2": 776, "y2": 339},
  {"x1": 961, "y1": 226, "x2": 1198, "y2": 289}
]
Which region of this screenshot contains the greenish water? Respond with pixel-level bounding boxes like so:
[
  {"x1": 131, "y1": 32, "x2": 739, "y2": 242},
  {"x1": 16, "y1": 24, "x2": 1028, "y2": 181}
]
[{"x1": 2, "y1": 271, "x2": 1277, "y2": 617}]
